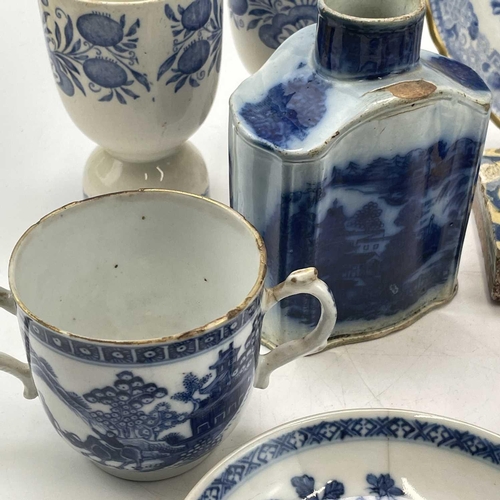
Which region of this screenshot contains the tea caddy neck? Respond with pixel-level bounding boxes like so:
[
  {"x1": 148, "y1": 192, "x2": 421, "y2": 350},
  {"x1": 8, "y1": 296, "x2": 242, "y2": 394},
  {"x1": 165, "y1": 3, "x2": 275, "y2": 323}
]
[{"x1": 315, "y1": 0, "x2": 426, "y2": 79}]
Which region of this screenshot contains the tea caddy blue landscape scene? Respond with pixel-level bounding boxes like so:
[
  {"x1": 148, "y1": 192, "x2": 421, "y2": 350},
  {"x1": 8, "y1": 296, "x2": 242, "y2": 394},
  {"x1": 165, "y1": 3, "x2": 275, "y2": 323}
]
[{"x1": 229, "y1": 0, "x2": 492, "y2": 347}]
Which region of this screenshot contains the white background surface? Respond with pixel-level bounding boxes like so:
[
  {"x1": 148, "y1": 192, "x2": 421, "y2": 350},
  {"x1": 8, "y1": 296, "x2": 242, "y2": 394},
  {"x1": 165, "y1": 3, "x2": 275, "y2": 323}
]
[{"x1": 0, "y1": 4, "x2": 499, "y2": 498}]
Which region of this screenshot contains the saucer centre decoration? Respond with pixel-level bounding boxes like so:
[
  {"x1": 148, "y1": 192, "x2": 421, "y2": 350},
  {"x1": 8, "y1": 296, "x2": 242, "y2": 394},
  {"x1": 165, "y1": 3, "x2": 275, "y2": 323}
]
[{"x1": 269, "y1": 473, "x2": 405, "y2": 500}]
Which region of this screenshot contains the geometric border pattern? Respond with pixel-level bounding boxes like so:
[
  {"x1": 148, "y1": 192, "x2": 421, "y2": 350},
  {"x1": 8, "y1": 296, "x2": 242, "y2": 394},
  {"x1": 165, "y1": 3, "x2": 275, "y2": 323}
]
[
  {"x1": 18, "y1": 293, "x2": 262, "y2": 366},
  {"x1": 195, "y1": 416, "x2": 500, "y2": 499}
]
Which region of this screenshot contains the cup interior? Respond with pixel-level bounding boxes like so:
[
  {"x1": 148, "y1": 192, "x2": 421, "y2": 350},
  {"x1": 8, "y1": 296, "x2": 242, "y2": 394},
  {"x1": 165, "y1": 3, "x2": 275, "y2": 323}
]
[
  {"x1": 10, "y1": 191, "x2": 264, "y2": 342},
  {"x1": 324, "y1": 0, "x2": 422, "y2": 19}
]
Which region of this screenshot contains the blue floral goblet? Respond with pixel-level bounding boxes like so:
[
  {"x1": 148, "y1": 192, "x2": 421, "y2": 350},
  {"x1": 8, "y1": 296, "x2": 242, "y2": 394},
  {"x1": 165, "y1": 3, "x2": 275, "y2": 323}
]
[{"x1": 39, "y1": 0, "x2": 222, "y2": 197}]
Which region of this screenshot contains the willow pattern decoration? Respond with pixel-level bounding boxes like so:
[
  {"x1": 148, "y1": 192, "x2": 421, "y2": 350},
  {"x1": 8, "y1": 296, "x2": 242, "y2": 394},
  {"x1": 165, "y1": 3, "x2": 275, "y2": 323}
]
[
  {"x1": 31, "y1": 338, "x2": 257, "y2": 472},
  {"x1": 40, "y1": 0, "x2": 151, "y2": 104},
  {"x1": 157, "y1": 0, "x2": 222, "y2": 92}
]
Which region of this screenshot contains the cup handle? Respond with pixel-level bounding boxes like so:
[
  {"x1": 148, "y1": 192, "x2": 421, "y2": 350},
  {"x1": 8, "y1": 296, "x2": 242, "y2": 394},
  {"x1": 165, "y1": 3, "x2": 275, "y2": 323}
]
[
  {"x1": 254, "y1": 268, "x2": 337, "y2": 389},
  {"x1": 0, "y1": 286, "x2": 38, "y2": 399}
]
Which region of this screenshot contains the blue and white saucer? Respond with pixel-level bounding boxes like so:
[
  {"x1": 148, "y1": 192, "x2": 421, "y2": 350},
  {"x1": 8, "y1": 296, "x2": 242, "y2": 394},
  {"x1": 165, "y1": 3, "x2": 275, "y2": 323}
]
[
  {"x1": 186, "y1": 409, "x2": 500, "y2": 499},
  {"x1": 427, "y1": 0, "x2": 500, "y2": 126}
]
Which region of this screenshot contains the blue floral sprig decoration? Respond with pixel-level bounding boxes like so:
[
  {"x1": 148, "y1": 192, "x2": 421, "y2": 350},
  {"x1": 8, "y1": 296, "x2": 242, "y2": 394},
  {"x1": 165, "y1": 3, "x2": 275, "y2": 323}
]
[
  {"x1": 41, "y1": 1, "x2": 151, "y2": 104},
  {"x1": 291, "y1": 475, "x2": 345, "y2": 500},
  {"x1": 366, "y1": 474, "x2": 405, "y2": 499},
  {"x1": 157, "y1": 0, "x2": 222, "y2": 92},
  {"x1": 269, "y1": 473, "x2": 405, "y2": 500}
]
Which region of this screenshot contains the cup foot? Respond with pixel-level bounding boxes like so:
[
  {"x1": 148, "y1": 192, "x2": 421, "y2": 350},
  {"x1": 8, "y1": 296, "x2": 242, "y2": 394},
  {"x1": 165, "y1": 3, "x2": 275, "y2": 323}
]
[
  {"x1": 92, "y1": 454, "x2": 208, "y2": 482},
  {"x1": 82, "y1": 143, "x2": 209, "y2": 198}
]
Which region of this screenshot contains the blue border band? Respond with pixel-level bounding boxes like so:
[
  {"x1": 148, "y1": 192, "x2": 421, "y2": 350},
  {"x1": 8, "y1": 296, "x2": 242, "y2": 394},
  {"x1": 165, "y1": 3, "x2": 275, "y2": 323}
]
[
  {"x1": 19, "y1": 295, "x2": 261, "y2": 366},
  {"x1": 196, "y1": 416, "x2": 500, "y2": 499}
]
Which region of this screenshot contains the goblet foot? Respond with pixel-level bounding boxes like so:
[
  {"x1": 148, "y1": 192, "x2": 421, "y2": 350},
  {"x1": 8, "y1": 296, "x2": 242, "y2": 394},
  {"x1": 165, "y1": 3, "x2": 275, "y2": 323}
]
[
  {"x1": 82, "y1": 143, "x2": 209, "y2": 198},
  {"x1": 92, "y1": 454, "x2": 208, "y2": 481}
]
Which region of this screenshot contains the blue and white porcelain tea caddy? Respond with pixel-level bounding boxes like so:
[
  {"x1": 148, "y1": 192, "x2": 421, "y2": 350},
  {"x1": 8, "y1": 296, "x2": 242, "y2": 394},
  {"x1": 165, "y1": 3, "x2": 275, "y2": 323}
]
[{"x1": 229, "y1": 0, "x2": 492, "y2": 348}]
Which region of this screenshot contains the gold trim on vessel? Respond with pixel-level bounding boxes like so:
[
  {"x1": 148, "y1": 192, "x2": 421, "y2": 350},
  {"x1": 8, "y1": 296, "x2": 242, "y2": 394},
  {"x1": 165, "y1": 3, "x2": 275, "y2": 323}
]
[
  {"x1": 9, "y1": 189, "x2": 267, "y2": 346},
  {"x1": 261, "y1": 283, "x2": 458, "y2": 352}
]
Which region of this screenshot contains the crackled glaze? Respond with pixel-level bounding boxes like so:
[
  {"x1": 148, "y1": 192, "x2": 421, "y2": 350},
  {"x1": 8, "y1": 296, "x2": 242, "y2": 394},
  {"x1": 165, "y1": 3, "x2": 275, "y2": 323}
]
[{"x1": 229, "y1": 0, "x2": 491, "y2": 348}]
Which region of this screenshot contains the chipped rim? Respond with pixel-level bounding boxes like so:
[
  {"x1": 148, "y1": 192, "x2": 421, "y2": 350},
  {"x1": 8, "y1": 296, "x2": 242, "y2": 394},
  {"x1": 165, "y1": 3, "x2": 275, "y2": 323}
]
[{"x1": 8, "y1": 189, "x2": 267, "y2": 346}]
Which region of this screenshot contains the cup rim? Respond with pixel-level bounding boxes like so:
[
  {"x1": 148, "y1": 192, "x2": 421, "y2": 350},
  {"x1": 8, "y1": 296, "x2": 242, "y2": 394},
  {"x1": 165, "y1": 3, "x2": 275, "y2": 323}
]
[
  {"x1": 317, "y1": 0, "x2": 426, "y2": 26},
  {"x1": 8, "y1": 189, "x2": 267, "y2": 346}
]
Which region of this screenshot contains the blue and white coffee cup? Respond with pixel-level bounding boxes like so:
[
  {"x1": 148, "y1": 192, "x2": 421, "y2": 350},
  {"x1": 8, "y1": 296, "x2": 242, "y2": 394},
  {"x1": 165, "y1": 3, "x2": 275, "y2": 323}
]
[{"x1": 0, "y1": 190, "x2": 337, "y2": 481}]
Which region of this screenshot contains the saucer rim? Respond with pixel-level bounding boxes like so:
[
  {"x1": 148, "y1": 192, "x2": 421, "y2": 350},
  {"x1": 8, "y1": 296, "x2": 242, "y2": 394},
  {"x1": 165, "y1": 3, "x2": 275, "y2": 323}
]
[{"x1": 185, "y1": 407, "x2": 500, "y2": 499}]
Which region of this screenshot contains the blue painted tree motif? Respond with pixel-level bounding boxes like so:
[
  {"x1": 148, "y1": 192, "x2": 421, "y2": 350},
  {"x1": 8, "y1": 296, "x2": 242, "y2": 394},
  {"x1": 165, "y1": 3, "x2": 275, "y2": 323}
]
[
  {"x1": 40, "y1": 1, "x2": 150, "y2": 103},
  {"x1": 349, "y1": 202, "x2": 384, "y2": 233},
  {"x1": 492, "y1": 1, "x2": 500, "y2": 15},
  {"x1": 29, "y1": 331, "x2": 258, "y2": 472},
  {"x1": 158, "y1": 0, "x2": 222, "y2": 92},
  {"x1": 82, "y1": 371, "x2": 190, "y2": 441},
  {"x1": 269, "y1": 473, "x2": 405, "y2": 500},
  {"x1": 230, "y1": 0, "x2": 317, "y2": 50},
  {"x1": 171, "y1": 372, "x2": 213, "y2": 411}
]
